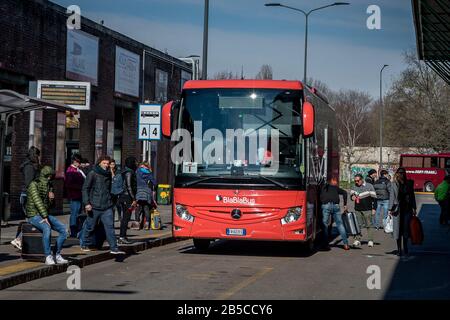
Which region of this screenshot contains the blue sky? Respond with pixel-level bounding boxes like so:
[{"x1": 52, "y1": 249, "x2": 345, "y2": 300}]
[{"x1": 54, "y1": 0, "x2": 417, "y2": 98}]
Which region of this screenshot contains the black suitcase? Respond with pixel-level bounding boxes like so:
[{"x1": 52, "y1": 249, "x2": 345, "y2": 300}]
[
  {"x1": 21, "y1": 223, "x2": 48, "y2": 262},
  {"x1": 78, "y1": 217, "x2": 107, "y2": 250},
  {"x1": 342, "y1": 211, "x2": 361, "y2": 236}
]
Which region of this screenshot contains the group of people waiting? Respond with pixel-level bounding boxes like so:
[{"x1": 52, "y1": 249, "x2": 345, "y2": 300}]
[
  {"x1": 320, "y1": 167, "x2": 418, "y2": 256},
  {"x1": 10, "y1": 147, "x2": 158, "y2": 265}
]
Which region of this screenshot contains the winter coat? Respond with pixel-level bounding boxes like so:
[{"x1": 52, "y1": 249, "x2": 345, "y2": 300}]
[
  {"x1": 20, "y1": 147, "x2": 40, "y2": 192},
  {"x1": 120, "y1": 167, "x2": 137, "y2": 203},
  {"x1": 26, "y1": 166, "x2": 54, "y2": 219},
  {"x1": 389, "y1": 179, "x2": 416, "y2": 240},
  {"x1": 434, "y1": 180, "x2": 450, "y2": 202},
  {"x1": 111, "y1": 170, "x2": 124, "y2": 196},
  {"x1": 82, "y1": 165, "x2": 113, "y2": 211},
  {"x1": 350, "y1": 182, "x2": 377, "y2": 212},
  {"x1": 136, "y1": 167, "x2": 157, "y2": 204},
  {"x1": 65, "y1": 165, "x2": 85, "y2": 200},
  {"x1": 373, "y1": 177, "x2": 391, "y2": 200}
]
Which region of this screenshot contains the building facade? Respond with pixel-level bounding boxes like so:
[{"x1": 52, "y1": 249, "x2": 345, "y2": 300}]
[{"x1": 0, "y1": 0, "x2": 192, "y2": 217}]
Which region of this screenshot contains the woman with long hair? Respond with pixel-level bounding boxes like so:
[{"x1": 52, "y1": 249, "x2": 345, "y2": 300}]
[{"x1": 389, "y1": 167, "x2": 417, "y2": 256}]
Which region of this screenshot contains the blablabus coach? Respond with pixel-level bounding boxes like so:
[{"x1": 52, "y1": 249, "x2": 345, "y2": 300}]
[{"x1": 161, "y1": 80, "x2": 338, "y2": 252}]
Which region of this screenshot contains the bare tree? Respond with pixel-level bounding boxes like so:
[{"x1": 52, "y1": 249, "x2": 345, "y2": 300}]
[
  {"x1": 384, "y1": 51, "x2": 450, "y2": 152},
  {"x1": 255, "y1": 64, "x2": 273, "y2": 80},
  {"x1": 212, "y1": 70, "x2": 240, "y2": 80},
  {"x1": 332, "y1": 90, "x2": 374, "y2": 182}
]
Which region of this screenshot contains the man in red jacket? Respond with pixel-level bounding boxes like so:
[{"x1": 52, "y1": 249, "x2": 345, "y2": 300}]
[{"x1": 65, "y1": 154, "x2": 86, "y2": 238}]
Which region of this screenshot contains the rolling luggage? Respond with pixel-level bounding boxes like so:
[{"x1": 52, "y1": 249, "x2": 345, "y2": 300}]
[
  {"x1": 21, "y1": 223, "x2": 46, "y2": 262},
  {"x1": 78, "y1": 218, "x2": 107, "y2": 249},
  {"x1": 150, "y1": 208, "x2": 162, "y2": 230},
  {"x1": 342, "y1": 211, "x2": 361, "y2": 236}
]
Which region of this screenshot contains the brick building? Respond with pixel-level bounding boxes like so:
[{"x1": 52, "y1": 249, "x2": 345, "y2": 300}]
[{"x1": 0, "y1": 0, "x2": 192, "y2": 217}]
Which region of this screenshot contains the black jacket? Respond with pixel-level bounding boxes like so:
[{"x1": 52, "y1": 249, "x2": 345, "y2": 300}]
[
  {"x1": 82, "y1": 165, "x2": 113, "y2": 211},
  {"x1": 120, "y1": 167, "x2": 137, "y2": 201},
  {"x1": 320, "y1": 184, "x2": 348, "y2": 206},
  {"x1": 373, "y1": 177, "x2": 391, "y2": 200}
]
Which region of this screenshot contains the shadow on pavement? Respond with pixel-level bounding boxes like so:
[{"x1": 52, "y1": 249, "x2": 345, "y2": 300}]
[
  {"x1": 6, "y1": 289, "x2": 138, "y2": 294},
  {"x1": 384, "y1": 204, "x2": 450, "y2": 299},
  {"x1": 179, "y1": 239, "x2": 318, "y2": 258}
]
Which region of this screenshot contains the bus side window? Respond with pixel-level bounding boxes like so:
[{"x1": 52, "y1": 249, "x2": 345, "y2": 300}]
[
  {"x1": 424, "y1": 157, "x2": 431, "y2": 168},
  {"x1": 445, "y1": 158, "x2": 450, "y2": 169},
  {"x1": 430, "y1": 157, "x2": 438, "y2": 168}
]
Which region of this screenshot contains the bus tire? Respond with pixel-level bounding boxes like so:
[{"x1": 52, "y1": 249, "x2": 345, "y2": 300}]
[
  {"x1": 424, "y1": 182, "x2": 435, "y2": 192},
  {"x1": 302, "y1": 238, "x2": 315, "y2": 253},
  {"x1": 193, "y1": 238, "x2": 211, "y2": 251}
]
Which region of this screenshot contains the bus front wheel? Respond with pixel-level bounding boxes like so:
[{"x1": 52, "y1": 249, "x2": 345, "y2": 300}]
[
  {"x1": 193, "y1": 239, "x2": 211, "y2": 251},
  {"x1": 424, "y1": 182, "x2": 435, "y2": 192}
]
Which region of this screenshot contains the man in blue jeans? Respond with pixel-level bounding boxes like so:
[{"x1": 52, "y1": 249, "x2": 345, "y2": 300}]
[
  {"x1": 373, "y1": 170, "x2": 391, "y2": 229},
  {"x1": 320, "y1": 177, "x2": 350, "y2": 251},
  {"x1": 26, "y1": 166, "x2": 68, "y2": 265},
  {"x1": 81, "y1": 156, "x2": 124, "y2": 255}
]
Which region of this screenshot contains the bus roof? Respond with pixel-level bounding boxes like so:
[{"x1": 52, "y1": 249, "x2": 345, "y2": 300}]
[
  {"x1": 183, "y1": 79, "x2": 303, "y2": 90},
  {"x1": 401, "y1": 153, "x2": 450, "y2": 157}
]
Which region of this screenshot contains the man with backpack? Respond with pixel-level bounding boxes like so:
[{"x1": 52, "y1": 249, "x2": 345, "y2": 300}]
[
  {"x1": 81, "y1": 155, "x2": 124, "y2": 254},
  {"x1": 435, "y1": 175, "x2": 450, "y2": 225},
  {"x1": 373, "y1": 169, "x2": 392, "y2": 230}
]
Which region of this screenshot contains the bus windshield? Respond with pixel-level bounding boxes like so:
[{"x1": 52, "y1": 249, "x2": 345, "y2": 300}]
[{"x1": 176, "y1": 88, "x2": 304, "y2": 187}]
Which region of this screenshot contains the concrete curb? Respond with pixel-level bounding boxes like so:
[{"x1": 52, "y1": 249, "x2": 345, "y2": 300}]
[{"x1": 0, "y1": 234, "x2": 182, "y2": 290}]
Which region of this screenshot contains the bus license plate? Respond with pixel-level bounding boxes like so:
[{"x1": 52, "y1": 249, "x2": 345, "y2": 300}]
[{"x1": 226, "y1": 228, "x2": 246, "y2": 236}]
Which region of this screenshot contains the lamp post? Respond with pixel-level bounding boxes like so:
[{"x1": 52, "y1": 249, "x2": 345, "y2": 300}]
[
  {"x1": 265, "y1": 2, "x2": 349, "y2": 85},
  {"x1": 379, "y1": 64, "x2": 389, "y2": 170},
  {"x1": 202, "y1": 0, "x2": 209, "y2": 80}
]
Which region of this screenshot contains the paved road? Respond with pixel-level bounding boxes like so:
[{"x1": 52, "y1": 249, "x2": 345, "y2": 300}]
[{"x1": 1, "y1": 194, "x2": 449, "y2": 300}]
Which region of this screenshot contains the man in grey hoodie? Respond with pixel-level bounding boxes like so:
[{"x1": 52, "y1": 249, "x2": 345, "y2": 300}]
[{"x1": 350, "y1": 174, "x2": 377, "y2": 248}]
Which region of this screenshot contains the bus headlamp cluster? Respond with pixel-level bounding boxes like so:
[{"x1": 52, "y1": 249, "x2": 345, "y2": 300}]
[
  {"x1": 281, "y1": 207, "x2": 302, "y2": 225},
  {"x1": 176, "y1": 204, "x2": 194, "y2": 222}
]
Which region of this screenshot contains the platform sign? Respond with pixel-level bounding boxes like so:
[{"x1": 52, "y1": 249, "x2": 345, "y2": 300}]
[
  {"x1": 37, "y1": 80, "x2": 91, "y2": 110},
  {"x1": 138, "y1": 104, "x2": 161, "y2": 140}
]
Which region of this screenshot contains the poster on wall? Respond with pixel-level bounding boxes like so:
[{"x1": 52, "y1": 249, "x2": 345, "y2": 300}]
[
  {"x1": 155, "y1": 69, "x2": 168, "y2": 102},
  {"x1": 95, "y1": 119, "x2": 104, "y2": 162},
  {"x1": 115, "y1": 46, "x2": 140, "y2": 97},
  {"x1": 66, "y1": 29, "x2": 99, "y2": 86}
]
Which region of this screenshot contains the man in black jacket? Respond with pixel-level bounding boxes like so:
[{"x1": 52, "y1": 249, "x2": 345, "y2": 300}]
[
  {"x1": 81, "y1": 156, "x2": 124, "y2": 254},
  {"x1": 320, "y1": 177, "x2": 350, "y2": 251},
  {"x1": 373, "y1": 170, "x2": 391, "y2": 229},
  {"x1": 117, "y1": 156, "x2": 138, "y2": 244}
]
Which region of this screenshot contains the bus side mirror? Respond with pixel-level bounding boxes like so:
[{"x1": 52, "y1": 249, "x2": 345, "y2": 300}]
[
  {"x1": 303, "y1": 101, "x2": 315, "y2": 138},
  {"x1": 162, "y1": 101, "x2": 174, "y2": 137}
]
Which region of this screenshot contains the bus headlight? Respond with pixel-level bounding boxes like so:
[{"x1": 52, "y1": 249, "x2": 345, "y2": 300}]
[
  {"x1": 176, "y1": 204, "x2": 194, "y2": 222},
  {"x1": 281, "y1": 207, "x2": 302, "y2": 225}
]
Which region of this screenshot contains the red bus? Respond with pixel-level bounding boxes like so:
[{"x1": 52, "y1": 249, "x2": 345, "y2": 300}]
[
  {"x1": 400, "y1": 153, "x2": 450, "y2": 192},
  {"x1": 161, "y1": 80, "x2": 339, "y2": 251}
]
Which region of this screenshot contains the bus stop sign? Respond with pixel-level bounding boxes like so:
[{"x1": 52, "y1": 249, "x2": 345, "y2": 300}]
[{"x1": 138, "y1": 104, "x2": 161, "y2": 140}]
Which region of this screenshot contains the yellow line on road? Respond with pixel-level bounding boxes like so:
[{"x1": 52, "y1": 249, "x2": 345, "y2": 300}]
[
  {"x1": 415, "y1": 192, "x2": 433, "y2": 195},
  {"x1": 0, "y1": 261, "x2": 42, "y2": 276},
  {"x1": 216, "y1": 267, "x2": 273, "y2": 300}
]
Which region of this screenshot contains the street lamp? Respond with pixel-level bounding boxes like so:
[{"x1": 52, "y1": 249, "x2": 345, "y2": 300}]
[
  {"x1": 202, "y1": 0, "x2": 209, "y2": 80},
  {"x1": 265, "y1": 2, "x2": 350, "y2": 85},
  {"x1": 379, "y1": 64, "x2": 389, "y2": 170}
]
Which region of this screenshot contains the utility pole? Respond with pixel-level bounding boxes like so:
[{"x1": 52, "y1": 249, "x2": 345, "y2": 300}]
[{"x1": 202, "y1": 0, "x2": 209, "y2": 80}]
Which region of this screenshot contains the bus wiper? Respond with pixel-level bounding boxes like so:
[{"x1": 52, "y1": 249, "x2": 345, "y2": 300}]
[
  {"x1": 182, "y1": 176, "x2": 225, "y2": 187},
  {"x1": 257, "y1": 175, "x2": 289, "y2": 190}
]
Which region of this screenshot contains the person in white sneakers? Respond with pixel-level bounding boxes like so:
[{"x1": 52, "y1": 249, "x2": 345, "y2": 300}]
[
  {"x1": 26, "y1": 166, "x2": 68, "y2": 265},
  {"x1": 350, "y1": 174, "x2": 377, "y2": 248}
]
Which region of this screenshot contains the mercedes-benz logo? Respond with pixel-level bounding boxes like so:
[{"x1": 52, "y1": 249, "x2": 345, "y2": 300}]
[{"x1": 231, "y1": 209, "x2": 242, "y2": 220}]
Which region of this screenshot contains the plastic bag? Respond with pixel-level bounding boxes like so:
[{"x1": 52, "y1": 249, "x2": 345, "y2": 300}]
[{"x1": 383, "y1": 215, "x2": 394, "y2": 234}]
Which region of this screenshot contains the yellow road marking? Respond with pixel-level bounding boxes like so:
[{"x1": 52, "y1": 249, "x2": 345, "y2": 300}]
[
  {"x1": 216, "y1": 267, "x2": 273, "y2": 300},
  {"x1": 415, "y1": 192, "x2": 433, "y2": 195},
  {"x1": 0, "y1": 261, "x2": 42, "y2": 276}
]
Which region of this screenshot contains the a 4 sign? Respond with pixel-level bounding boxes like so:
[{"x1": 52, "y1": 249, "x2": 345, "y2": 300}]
[{"x1": 138, "y1": 104, "x2": 161, "y2": 140}]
